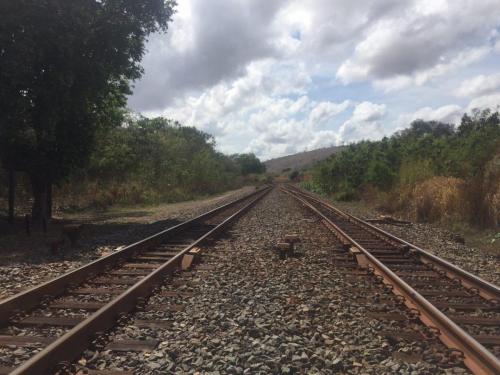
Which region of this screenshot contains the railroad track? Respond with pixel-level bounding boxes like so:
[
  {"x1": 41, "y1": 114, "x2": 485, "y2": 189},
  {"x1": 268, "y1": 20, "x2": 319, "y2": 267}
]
[
  {"x1": 281, "y1": 184, "x2": 500, "y2": 375},
  {"x1": 0, "y1": 186, "x2": 271, "y2": 375}
]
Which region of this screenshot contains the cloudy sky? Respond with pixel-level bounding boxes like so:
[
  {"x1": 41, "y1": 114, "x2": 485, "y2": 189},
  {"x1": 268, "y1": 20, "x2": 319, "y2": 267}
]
[{"x1": 128, "y1": 0, "x2": 500, "y2": 160}]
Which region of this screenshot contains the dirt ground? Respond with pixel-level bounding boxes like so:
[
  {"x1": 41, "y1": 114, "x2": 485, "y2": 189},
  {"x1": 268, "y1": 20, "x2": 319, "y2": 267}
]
[{"x1": 0, "y1": 186, "x2": 255, "y2": 265}]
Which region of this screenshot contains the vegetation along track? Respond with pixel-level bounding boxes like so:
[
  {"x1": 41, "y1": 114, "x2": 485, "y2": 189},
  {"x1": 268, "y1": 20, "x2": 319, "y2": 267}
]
[
  {"x1": 0, "y1": 187, "x2": 271, "y2": 375},
  {"x1": 281, "y1": 184, "x2": 500, "y2": 375}
]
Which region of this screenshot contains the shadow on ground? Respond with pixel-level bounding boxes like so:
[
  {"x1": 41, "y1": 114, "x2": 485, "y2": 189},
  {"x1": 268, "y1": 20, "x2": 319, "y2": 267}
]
[{"x1": 0, "y1": 215, "x2": 181, "y2": 265}]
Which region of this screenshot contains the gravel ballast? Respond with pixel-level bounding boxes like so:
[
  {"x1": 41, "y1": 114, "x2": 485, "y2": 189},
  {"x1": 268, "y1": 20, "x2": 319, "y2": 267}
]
[
  {"x1": 331, "y1": 200, "x2": 499, "y2": 286},
  {"x1": 74, "y1": 188, "x2": 469, "y2": 374},
  {"x1": 0, "y1": 187, "x2": 254, "y2": 301}
]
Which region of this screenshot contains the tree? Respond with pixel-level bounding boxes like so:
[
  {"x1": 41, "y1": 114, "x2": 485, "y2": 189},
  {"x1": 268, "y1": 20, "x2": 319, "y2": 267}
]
[
  {"x1": 0, "y1": 0, "x2": 176, "y2": 221},
  {"x1": 232, "y1": 153, "x2": 266, "y2": 175}
]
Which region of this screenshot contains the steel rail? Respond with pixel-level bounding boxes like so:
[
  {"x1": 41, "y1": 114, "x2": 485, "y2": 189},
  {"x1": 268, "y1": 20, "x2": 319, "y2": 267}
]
[
  {"x1": 0, "y1": 187, "x2": 268, "y2": 324},
  {"x1": 285, "y1": 184, "x2": 500, "y2": 300},
  {"x1": 8, "y1": 186, "x2": 271, "y2": 375},
  {"x1": 281, "y1": 185, "x2": 500, "y2": 375}
]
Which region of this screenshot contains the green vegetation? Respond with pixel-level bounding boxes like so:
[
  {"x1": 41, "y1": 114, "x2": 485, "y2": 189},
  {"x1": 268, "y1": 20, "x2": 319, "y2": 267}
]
[
  {"x1": 0, "y1": 0, "x2": 175, "y2": 221},
  {"x1": 308, "y1": 109, "x2": 500, "y2": 228},
  {"x1": 62, "y1": 116, "x2": 265, "y2": 208},
  {"x1": 1, "y1": 115, "x2": 267, "y2": 212},
  {"x1": 0, "y1": 1, "x2": 267, "y2": 219}
]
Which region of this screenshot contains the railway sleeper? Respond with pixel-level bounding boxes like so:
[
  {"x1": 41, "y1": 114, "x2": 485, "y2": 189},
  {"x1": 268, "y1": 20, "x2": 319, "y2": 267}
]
[
  {"x1": 0, "y1": 335, "x2": 56, "y2": 347},
  {"x1": 105, "y1": 339, "x2": 160, "y2": 353},
  {"x1": 16, "y1": 315, "x2": 84, "y2": 327}
]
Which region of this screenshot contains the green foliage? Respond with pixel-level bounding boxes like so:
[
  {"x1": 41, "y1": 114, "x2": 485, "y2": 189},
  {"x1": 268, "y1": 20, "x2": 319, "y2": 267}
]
[
  {"x1": 0, "y1": 0, "x2": 176, "y2": 218},
  {"x1": 289, "y1": 170, "x2": 300, "y2": 181},
  {"x1": 309, "y1": 109, "x2": 500, "y2": 227},
  {"x1": 231, "y1": 153, "x2": 266, "y2": 175},
  {"x1": 58, "y1": 116, "x2": 264, "y2": 208}
]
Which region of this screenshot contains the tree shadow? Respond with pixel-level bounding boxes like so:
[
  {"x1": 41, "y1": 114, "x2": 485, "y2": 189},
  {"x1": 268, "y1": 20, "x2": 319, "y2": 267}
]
[{"x1": 0, "y1": 215, "x2": 182, "y2": 265}]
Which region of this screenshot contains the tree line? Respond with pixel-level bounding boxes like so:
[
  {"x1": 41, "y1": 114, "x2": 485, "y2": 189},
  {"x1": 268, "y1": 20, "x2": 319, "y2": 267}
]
[
  {"x1": 0, "y1": 1, "x2": 266, "y2": 223},
  {"x1": 308, "y1": 109, "x2": 500, "y2": 228}
]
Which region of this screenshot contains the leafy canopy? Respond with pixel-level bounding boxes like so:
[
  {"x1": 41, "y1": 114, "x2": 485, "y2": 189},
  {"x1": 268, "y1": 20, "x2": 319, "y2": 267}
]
[{"x1": 0, "y1": 0, "x2": 176, "y2": 182}]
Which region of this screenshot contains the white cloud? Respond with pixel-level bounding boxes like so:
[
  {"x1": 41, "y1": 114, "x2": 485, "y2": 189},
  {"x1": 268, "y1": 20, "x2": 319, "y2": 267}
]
[
  {"x1": 308, "y1": 100, "x2": 351, "y2": 126},
  {"x1": 396, "y1": 104, "x2": 464, "y2": 129},
  {"x1": 127, "y1": 0, "x2": 500, "y2": 159},
  {"x1": 414, "y1": 46, "x2": 490, "y2": 85},
  {"x1": 338, "y1": 102, "x2": 388, "y2": 143},
  {"x1": 466, "y1": 92, "x2": 500, "y2": 112},
  {"x1": 456, "y1": 73, "x2": 500, "y2": 97},
  {"x1": 337, "y1": 0, "x2": 500, "y2": 87},
  {"x1": 352, "y1": 101, "x2": 386, "y2": 122}
]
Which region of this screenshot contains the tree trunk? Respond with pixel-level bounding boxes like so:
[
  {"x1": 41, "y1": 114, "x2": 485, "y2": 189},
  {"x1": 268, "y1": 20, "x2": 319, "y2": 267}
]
[
  {"x1": 30, "y1": 174, "x2": 52, "y2": 224},
  {"x1": 47, "y1": 182, "x2": 52, "y2": 219},
  {"x1": 8, "y1": 168, "x2": 15, "y2": 224}
]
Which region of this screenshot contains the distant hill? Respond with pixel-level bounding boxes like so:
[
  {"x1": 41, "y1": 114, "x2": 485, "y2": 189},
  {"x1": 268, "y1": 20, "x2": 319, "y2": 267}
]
[{"x1": 264, "y1": 146, "x2": 342, "y2": 174}]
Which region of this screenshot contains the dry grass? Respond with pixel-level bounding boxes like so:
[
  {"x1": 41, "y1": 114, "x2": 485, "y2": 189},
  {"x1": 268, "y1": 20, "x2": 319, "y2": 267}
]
[{"x1": 411, "y1": 176, "x2": 466, "y2": 223}]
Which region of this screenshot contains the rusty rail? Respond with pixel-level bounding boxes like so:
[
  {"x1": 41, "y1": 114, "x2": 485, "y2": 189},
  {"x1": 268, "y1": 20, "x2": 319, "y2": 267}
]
[
  {"x1": 3, "y1": 186, "x2": 271, "y2": 375},
  {"x1": 281, "y1": 185, "x2": 500, "y2": 375},
  {"x1": 285, "y1": 184, "x2": 500, "y2": 301}
]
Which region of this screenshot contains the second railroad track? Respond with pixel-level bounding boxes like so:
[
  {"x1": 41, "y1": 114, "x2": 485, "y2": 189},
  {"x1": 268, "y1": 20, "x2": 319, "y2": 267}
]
[{"x1": 281, "y1": 184, "x2": 500, "y2": 375}]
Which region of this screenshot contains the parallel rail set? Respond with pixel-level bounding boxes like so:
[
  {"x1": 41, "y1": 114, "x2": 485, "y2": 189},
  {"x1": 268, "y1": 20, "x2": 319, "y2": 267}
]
[
  {"x1": 0, "y1": 184, "x2": 498, "y2": 374},
  {"x1": 0, "y1": 187, "x2": 271, "y2": 375},
  {"x1": 281, "y1": 185, "x2": 500, "y2": 375}
]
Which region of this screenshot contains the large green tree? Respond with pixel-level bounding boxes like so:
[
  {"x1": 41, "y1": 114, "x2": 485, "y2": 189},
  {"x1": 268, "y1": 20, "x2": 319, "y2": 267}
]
[{"x1": 0, "y1": 0, "x2": 175, "y2": 221}]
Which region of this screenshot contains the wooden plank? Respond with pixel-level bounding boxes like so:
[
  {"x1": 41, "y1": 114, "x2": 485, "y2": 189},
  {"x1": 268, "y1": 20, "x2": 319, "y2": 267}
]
[
  {"x1": 159, "y1": 291, "x2": 194, "y2": 298},
  {"x1": 132, "y1": 256, "x2": 170, "y2": 262},
  {"x1": 0, "y1": 335, "x2": 56, "y2": 347},
  {"x1": 50, "y1": 301, "x2": 105, "y2": 310},
  {"x1": 18, "y1": 316, "x2": 84, "y2": 327},
  {"x1": 91, "y1": 277, "x2": 139, "y2": 285},
  {"x1": 395, "y1": 271, "x2": 439, "y2": 278},
  {"x1": 145, "y1": 304, "x2": 185, "y2": 312},
  {"x1": 105, "y1": 339, "x2": 159, "y2": 352},
  {"x1": 474, "y1": 335, "x2": 500, "y2": 345},
  {"x1": 433, "y1": 302, "x2": 500, "y2": 311},
  {"x1": 122, "y1": 263, "x2": 162, "y2": 269},
  {"x1": 450, "y1": 315, "x2": 500, "y2": 326},
  {"x1": 70, "y1": 288, "x2": 123, "y2": 295},
  {"x1": 134, "y1": 320, "x2": 172, "y2": 329},
  {"x1": 110, "y1": 269, "x2": 151, "y2": 276},
  {"x1": 419, "y1": 290, "x2": 470, "y2": 297},
  {"x1": 141, "y1": 252, "x2": 173, "y2": 257},
  {"x1": 0, "y1": 367, "x2": 14, "y2": 375}
]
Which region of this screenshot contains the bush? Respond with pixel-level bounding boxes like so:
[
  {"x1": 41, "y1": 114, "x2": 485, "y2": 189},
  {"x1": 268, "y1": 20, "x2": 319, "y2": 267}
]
[{"x1": 310, "y1": 108, "x2": 500, "y2": 228}]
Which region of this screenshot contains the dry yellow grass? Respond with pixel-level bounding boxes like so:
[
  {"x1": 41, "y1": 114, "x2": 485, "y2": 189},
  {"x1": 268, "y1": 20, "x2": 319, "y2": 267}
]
[{"x1": 411, "y1": 176, "x2": 466, "y2": 223}]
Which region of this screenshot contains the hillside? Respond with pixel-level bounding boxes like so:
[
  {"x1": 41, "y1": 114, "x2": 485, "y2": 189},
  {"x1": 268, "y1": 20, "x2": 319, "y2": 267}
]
[{"x1": 265, "y1": 146, "x2": 341, "y2": 174}]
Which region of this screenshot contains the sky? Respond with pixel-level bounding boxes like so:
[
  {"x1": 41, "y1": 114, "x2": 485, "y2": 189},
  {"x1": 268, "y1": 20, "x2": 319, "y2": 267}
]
[{"x1": 128, "y1": 0, "x2": 500, "y2": 160}]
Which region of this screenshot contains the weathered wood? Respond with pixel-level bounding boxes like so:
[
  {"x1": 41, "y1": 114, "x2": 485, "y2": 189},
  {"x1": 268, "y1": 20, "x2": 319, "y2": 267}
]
[
  {"x1": 18, "y1": 316, "x2": 84, "y2": 327},
  {"x1": 449, "y1": 316, "x2": 500, "y2": 326},
  {"x1": 105, "y1": 339, "x2": 159, "y2": 352},
  {"x1": 70, "y1": 288, "x2": 124, "y2": 295},
  {"x1": 134, "y1": 320, "x2": 172, "y2": 329},
  {"x1": 0, "y1": 335, "x2": 55, "y2": 347},
  {"x1": 50, "y1": 301, "x2": 105, "y2": 310},
  {"x1": 145, "y1": 304, "x2": 185, "y2": 312},
  {"x1": 90, "y1": 277, "x2": 139, "y2": 285}
]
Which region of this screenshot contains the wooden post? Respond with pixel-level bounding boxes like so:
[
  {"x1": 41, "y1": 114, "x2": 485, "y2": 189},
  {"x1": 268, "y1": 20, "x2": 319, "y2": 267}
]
[{"x1": 8, "y1": 168, "x2": 15, "y2": 224}]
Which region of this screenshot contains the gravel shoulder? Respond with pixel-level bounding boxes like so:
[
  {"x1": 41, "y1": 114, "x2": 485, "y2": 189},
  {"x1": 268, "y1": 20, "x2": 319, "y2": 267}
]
[
  {"x1": 330, "y1": 200, "x2": 500, "y2": 287},
  {"x1": 74, "y1": 189, "x2": 468, "y2": 374},
  {"x1": 0, "y1": 186, "x2": 255, "y2": 301}
]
